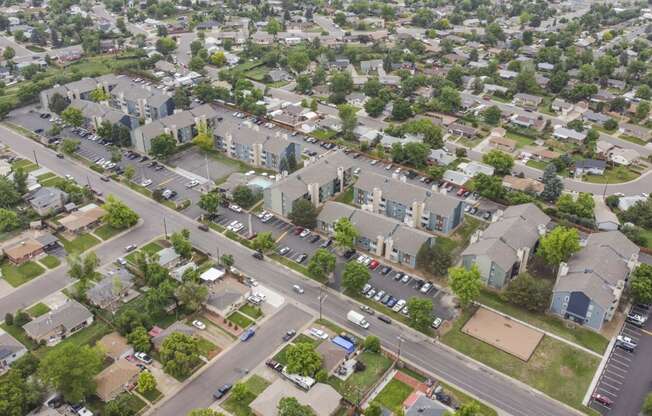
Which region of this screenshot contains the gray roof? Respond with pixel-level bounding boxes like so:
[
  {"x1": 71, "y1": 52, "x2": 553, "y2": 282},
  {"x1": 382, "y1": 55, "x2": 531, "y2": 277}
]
[
  {"x1": 23, "y1": 299, "x2": 92, "y2": 339},
  {"x1": 406, "y1": 395, "x2": 447, "y2": 416},
  {"x1": 134, "y1": 104, "x2": 219, "y2": 141},
  {"x1": 69, "y1": 99, "x2": 133, "y2": 125},
  {"x1": 110, "y1": 78, "x2": 172, "y2": 106},
  {"x1": 152, "y1": 322, "x2": 197, "y2": 349},
  {"x1": 355, "y1": 172, "x2": 461, "y2": 218},
  {"x1": 157, "y1": 247, "x2": 181, "y2": 266},
  {"x1": 575, "y1": 159, "x2": 606, "y2": 170},
  {"x1": 0, "y1": 331, "x2": 27, "y2": 360},
  {"x1": 30, "y1": 186, "x2": 68, "y2": 210},
  {"x1": 87, "y1": 272, "x2": 134, "y2": 308}
]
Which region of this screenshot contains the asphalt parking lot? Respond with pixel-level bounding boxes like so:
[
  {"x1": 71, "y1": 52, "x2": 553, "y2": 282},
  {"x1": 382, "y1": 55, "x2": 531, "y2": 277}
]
[{"x1": 590, "y1": 304, "x2": 652, "y2": 415}]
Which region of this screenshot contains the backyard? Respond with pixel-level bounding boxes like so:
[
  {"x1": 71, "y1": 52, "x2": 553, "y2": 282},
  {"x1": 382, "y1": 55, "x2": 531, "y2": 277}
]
[
  {"x1": 327, "y1": 352, "x2": 393, "y2": 403},
  {"x1": 221, "y1": 375, "x2": 271, "y2": 416},
  {"x1": 373, "y1": 379, "x2": 413, "y2": 412}
]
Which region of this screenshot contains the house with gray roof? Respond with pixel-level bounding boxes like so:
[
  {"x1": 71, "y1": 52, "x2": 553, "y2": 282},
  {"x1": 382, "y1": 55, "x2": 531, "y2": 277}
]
[
  {"x1": 152, "y1": 322, "x2": 197, "y2": 350},
  {"x1": 550, "y1": 231, "x2": 639, "y2": 331},
  {"x1": 264, "y1": 150, "x2": 354, "y2": 217},
  {"x1": 317, "y1": 202, "x2": 435, "y2": 268},
  {"x1": 29, "y1": 186, "x2": 69, "y2": 216},
  {"x1": 462, "y1": 204, "x2": 550, "y2": 289},
  {"x1": 0, "y1": 331, "x2": 27, "y2": 373},
  {"x1": 353, "y1": 172, "x2": 464, "y2": 235},
  {"x1": 23, "y1": 299, "x2": 93, "y2": 346},
  {"x1": 157, "y1": 247, "x2": 182, "y2": 269},
  {"x1": 87, "y1": 271, "x2": 135, "y2": 311},
  {"x1": 404, "y1": 393, "x2": 447, "y2": 416}
]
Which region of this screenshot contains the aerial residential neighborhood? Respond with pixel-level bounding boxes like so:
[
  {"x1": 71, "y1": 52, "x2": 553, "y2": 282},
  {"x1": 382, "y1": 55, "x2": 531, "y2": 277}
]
[{"x1": 1, "y1": 1, "x2": 652, "y2": 416}]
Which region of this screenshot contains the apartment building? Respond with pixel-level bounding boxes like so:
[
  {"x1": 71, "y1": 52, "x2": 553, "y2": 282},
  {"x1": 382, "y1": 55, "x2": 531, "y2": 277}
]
[{"x1": 108, "y1": 78, "x2": 174, "y2": 122}]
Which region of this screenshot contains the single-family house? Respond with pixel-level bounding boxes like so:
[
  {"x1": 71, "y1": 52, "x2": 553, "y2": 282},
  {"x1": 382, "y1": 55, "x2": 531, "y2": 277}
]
[
  {"x1": 23, "y1": 299, "x2": 93, "y2": 346},
  {"x1": 2, "y1": 232, "x2": 59, "y2": 265},
  {"x1": 59, "y1": 204, "x2": 106, "y2": 234},
  {"x1": 502, "y1": 176, "x2": 544, "y2": 194},
  {"x1": 619, "y1": 123, "x2": 651, "y2": 142},
  {"x1": 462, "y1": 204, "x2": 550, "y2": 289},
  {"x1": 404, "y1": 393, "x2": 447, "y2": 416},
  {"x1": 551, "y1": 98, "x2": 573, "y2": 115},
  {"x1": 553, "y1": 126, "x2": 587, "y2": 141},
  {"x1": 151, "y1": 322, "x2": 197, "y2": 350},
  {"x1": 87, "y1": 272, "x2": 135, "y2": 311},
  {"x1": 157, "y1": 247, "x2": 182, "y2": 269},
  {"x1": 95, "y1": 359, "x2": 140, "y2": 402},
  {"x1": 448, "y1": 123, "x2": 477, "y2": 138},
  {"x1": 250, "y1": 379, "x2": 341, "y2": 416},
  {"x1": 489, "y1": 136, "x2": 517, "y2": 153},
  {"x1": 574, "y1": 159, "x2": 606, "y2": 176},
  {"x1": 460, "y1": 161, "x2": 495, "y2": 177},
  {"x1": 0, "y1": 332, "x2": 27, "y2": 373},
  {"x1": 608, "y1": 147, "x2": 640, "y2": 166},
  {"x1": 513, "y1": 93, "x2": 543, "y2": 109},
  {"x1": 581, "y1": 110, "x2": 610, "y2": 126},
  {"x1": 593, "y1": 196, "x2": 620, "y2": 231},
  {"x1": 97, "y1": 332, "x2": 133, "y2": 361},
  {"x1": 29, "y1": 187, "x2": 69, "y2": 216},
  {"x1": 428, "y1": 149, "x2": 456, "y2": 166}
]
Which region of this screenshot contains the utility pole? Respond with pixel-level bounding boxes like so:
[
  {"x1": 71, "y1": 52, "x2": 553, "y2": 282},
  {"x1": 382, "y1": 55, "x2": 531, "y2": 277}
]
[
  {"x1": 216, "y1": 246, "x2": 221, "y2": 265},
  {"x1": 33, "y1": 150, "x2": 39, "y2": 167},
  {"x1": 396, "y1": 336, "x2": 404, "y2": 364},
  {"x1": 163, "y1": 217, "x2": 168, "y2": 239},
  {"x1": 86, "y1": 175, "x2": 91, "y2": 188},
  {"x1": 319, "y1": 285, "x2": 324, "y2": 321},
  {"x1": 248, "y1": 213, "x2": 253, "y2": 239}
]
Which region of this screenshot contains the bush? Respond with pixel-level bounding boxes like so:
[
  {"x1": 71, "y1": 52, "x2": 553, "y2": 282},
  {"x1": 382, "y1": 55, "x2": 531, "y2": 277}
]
[
  {"x1": 363, "y1": 336, "x2": 380, "y2": 353},
  {"x1": 503, "y1": 274, "x2": 552, "y2": 313},
  {"x1": 4, "y1": 312, "x2": 13, "y2": 326},
  {"x1": 14, "y1": 310, "x2": 30, "y2": 326}
]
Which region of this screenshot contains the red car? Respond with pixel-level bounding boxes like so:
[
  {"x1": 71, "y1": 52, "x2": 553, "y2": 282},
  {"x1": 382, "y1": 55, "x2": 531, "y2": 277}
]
[
  {"x1": 369, "y1": 260, "x2": 380, "y2": 270},
  {"x1": 293, "y1": 227, "x2": 304, "y2": 235},
  {"x1": 456, "y1": 188, "x2": 466, "y2": 197},
  {"x1": 592, "y1": 394, "x2": 613, "y2": 407}
]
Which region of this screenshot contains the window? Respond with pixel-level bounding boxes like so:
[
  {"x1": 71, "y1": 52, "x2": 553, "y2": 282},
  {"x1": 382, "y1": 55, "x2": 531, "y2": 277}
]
[
  {"x1": 564, "y1": 296, "x2": 569, "y2": 302},
  {"x1": 588, "y1": 304, "x2": 593, "y2": 311},
  {"x1": 586, "y1": 312, "x2": 592, "y2": 318}
]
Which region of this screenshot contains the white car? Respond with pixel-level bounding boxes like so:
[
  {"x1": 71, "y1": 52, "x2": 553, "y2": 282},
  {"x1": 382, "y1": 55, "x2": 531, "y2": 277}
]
[
  {"x1": 65, "y1": 174, "x2": 74, "y2": 181},
  {"x1": 299, "y1": 229, "x2": 311, "y2": 238},
  {"x1": 192, "y1": 320, "x2": 206, "y2": 330},
  {"x1": 370, "y1": 160, "x2": 378, "y2": 165},
  {"x1": 134, "y1": 352, "x2": 152, "y2": 364},
  {"x1": 356, "y1": 254, "x2": 368, "y2": 264},
  {"x1": 353, "y1": 168, "x2": 361, "y2": 176},
  {"x1": 420, "y1": 282, "x2": 432, "y2": 293},
  {"x1": 232, "y1": 223, "x2": 244, "y2": 232},
  {"x1": 141, "y1": 179, "x2": 152, "y2": 187},
  {"x1": 116, "y1": 257, "x2": 127, "y2": 266},
  {"x1": 365, "y1": 289, "x2": 376, "y2": 299},
  {"x1": 229, "y1": 204, "x2": 243, "y2": 213},
  {"x1": 309, "y1": 328, "x2": 329, "y2": 340},
  {"x1": 186, "y1": 180, "x2": 199, "y2": 188},
  {"x1": 77, "y1": 407, "x2": 93, "y2": 416},
  {"x1": 393, "y1": 299, "x2": 406, "y2": 312},
  {"x1": 394, "y1": 167, "x2": 401, "y2": 174},
  {"x1": 432, "y1": 317, "x2": 443, "y2": 329},
  {"x1": 257, "y1": 210, "x2": 268, "y2": 219},
  {"x1": 261, "y1": 213, "x2": 273, "y2": 222}
]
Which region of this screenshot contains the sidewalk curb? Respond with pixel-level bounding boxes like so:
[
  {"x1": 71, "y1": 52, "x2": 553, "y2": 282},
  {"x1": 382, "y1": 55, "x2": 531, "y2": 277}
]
[{"x1": 582, "y1": 336, "x2": 616, "y2": 406}]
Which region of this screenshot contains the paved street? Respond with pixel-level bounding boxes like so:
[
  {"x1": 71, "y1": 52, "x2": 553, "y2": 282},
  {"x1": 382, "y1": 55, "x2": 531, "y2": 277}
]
[
  {"x1": 152, "y1": 304, "x2": 312, "y2": 416},
  {"x1": 0, "y1": 124, "x2": 583, "y2": 416}
]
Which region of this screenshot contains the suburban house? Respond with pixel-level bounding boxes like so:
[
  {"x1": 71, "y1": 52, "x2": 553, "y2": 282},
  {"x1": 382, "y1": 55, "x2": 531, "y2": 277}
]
[
  {"x1": 447, "y1": 123, "x2": 477, "y2": 138},
  {"x1": 593, "y1": 196, "x2": 620, "y2": 231},
  {"x1": 459, "y1": 161, "x2": 495, "y2": 178},
  {"x1": 513, "y1": 93, "x2": 543, "y2": 109},
  {"x1": 462, "y1": 204, "x2": 550, "y2": 289},
  {"x1": 264, "y1": 150, "x2": 354, "y2": 217},
  {"x1": 97, "y1": 332, "x2": 133, "y2": 361},
  {"x1": 581, "y1": 110, "x2": 610, "y2": 126},
  {"x1": 428, "y1": 149, "x2": 456, "y2": 166},
  {"x1": 528, "y1": 147, "x2": 560, "y2": 162},
  {"x1": 87, "y1": 272, "x2": 135, "y2": 311},
  {"x1": 317, "y1": 202, "x2": 435, "y2": 268},
  {"x1": 28, "y1": 186, "x2": 69, "y2": 216},
  {"x1": 0, "y1": 332, "x2": 28, "y2": 373},
  {"x1": 608, "y1": 147, "x2": 640, "y2": 166},
  {"x1": 132, "y1": 104, "x2": 220, "y2": 153},
  {"x1": 95, "y1": 359, "x2": 140, "y2": 402},
  {"x1": 550, "y1": 231, "x2": 639, "y2": 331},
  {"x1": 551, "y1": 98, "x2": 573, "y2": 115},
  {"x1": 489, "y1": 136, "x2": 517, "y2": 153},
  {"x1": 618, "y1": 195, "x2": 648, "y2": 211},
  {"x1": 510, "y1": 114, "x2": 545, "y2": 131},
  {"x1": 2, "y1": 232, "x2": 59, "y2": 265},
  {"x1": 353, "y1": 172, "x2": 464, "y2": 235},
  {"x1": 59, "y1": 204, "x2": 106, "y2": 234},
  {"x1": 23, "y1": 299, "x2": 94, "y2": 346},
  {"x1": 157, "y1": 247, "x2": 182, "y2": 269},
  {"x1": 619, "y1": 123, "x2": 651, "y2": 142},
  {"x1": 553, "y1": 126, "x2": 586, "y2": 141},
  {"x1": 404, "y1": 392, "x2": 447, "y2": 416},
  {"x1": 151, "y1": 322, "x2": 197, "y2": 350},
  {"x1": 250, "y1": 380, "x2": 341, "y2": 416},
  {"x1": 574, "y1": 159, "x2": 606, "y2": 176},
  {"x1": 217, "y1": 126, "x2": 301, "y2": 172}
]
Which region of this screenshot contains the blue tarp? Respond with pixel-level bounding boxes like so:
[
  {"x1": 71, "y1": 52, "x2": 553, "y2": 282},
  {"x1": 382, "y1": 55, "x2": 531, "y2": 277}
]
[{"x1": 332, "y1": 336, "x2": 355, "y2": 354}]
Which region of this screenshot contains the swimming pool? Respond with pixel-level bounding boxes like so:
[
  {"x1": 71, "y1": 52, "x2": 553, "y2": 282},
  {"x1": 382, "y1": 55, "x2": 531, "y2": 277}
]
[{"x1": 248, "y1": 177, "x2": 273, "y2": 189}]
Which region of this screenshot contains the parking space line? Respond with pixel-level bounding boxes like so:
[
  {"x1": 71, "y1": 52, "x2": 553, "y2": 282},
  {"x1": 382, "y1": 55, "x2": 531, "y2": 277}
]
[
  {"x1": 605, "y1": 363, "x2": 629, "y2": 374},
  {"x1": 604, "y1": 369, "x2": 625, "y2": 379},
  {"x1": 608, "y1": 357, "x2": 630, "y2": 368},
  {"x1": 611, "y1": 353, "x2": 632, "y2": 362},
  {"x1": 600, "y1": 381, "x2": 621, "y2": 391},
  {"x1": 601, "y1": 375, "x2": 623, "y2": 385}
]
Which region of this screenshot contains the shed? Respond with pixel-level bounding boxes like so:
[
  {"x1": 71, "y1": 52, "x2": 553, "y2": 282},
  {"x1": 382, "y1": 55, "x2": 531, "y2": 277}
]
[{"x1": 331, "y1": 336, "x2": 355, "y2": 354}]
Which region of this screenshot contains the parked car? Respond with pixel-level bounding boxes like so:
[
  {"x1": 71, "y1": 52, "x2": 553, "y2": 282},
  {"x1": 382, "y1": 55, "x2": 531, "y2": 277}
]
[
  {"x1": 125, "y1": 244, "x2": 137, "y2": 252},
  {"x1": 309, "y1": 328, "x2": 329, "y2": 339},
  {"x1": 283, "y1": 329, "x2": 296, "y2": 341},
  {"x1": 134, "y1": 352, "x2": 152, "y2": 364},
  {"x1": 198, "y1": 223, "x2": 209, "y2": 231},
  {"x1": 299, "y1": 228, "x2": 311, "y2": 238},
  {"x1": 420, "y1": 282, "x2": 432, "y2": 293},
  {"x1": 252, "y1": 251, "x2": 264, "y2": 260},
  {"x1": 616, "y1": 335, "x2": 637, "y2": 352},
  {"x1": 369, "y1": 260, "x2": 380, "y2": 270},
  {"x1": 592, "y1": 393, "x2": 613, "y2": 407},
  {"x1": 240, "y1": 328, "x2": 256, "y2": 341},
  {"x1": 213, "y1": 384, "x2": 233, "y2": 400},
  {"x1": 229, "y1": 204, "x2": 242, "y2": 213},
  {"x1": 393, "y1": 272, "x2": 404, "y2": 281},
  {"x1": 140, "y1": 178, "x2": 152, "y2": 187},
  {"x1": 377, "y1": 315, "x2": 391, "y2": 324},
  {"x1": 295, "y1": 253, "x2": 308, "y2": 263},
  {"x1": 380, "y1": 266, "x2": 392, "y2": 275},
  {"x1": 432, "y1": 317, "x2": 443, "y2": 329},
  {"x1": 309, "y1": 234, "x2": 320, "y2": 243},
  {"x1": 279, "y1": 246, "x2": 291, "y2": 255},
  {"x1": 192, "y1": 320, "x2": 206, "y2": 330},
  {"x1": 185, "y1": 180, "x2": 199, "y2": 188},
  {"x1": 626, "y1": 312, "x2": 648, "y2": 327}
]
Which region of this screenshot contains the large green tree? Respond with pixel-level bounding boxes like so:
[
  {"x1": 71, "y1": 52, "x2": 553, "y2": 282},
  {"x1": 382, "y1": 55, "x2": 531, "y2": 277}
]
[
  {"x1": 61, "y1": 106, "x2": 83, "y2": 127},
  {"x1": 175, "y1": 281, "x2": 208, "y2": 312},
  {"x1": 503, "y1": 274, "x2": 552, "y2": 313},
  {"x1": 170, "y1": 229, "x2": 192, "y2": 259},
  {"x1": 289, "y1": 199, "x2": 318, "y2": 229},
  {"x1": 103, "y1": 195, "x2": 139, "y2": 228},
  {"x1": 448, "y1": 265, "x2": 482, "y2": 308},
  {"x1": 333, "y1": 217, "x2": 358, "y2": 250},
  {"x1": 160, "y1": 332, "x2": 201, "y2": 379},
  {"x1": 67, "y1": 251, "x2": 99, "y2": 297},
  {"x1": 407, "y1": 297, "x2": 433, "y2": 331},
  {"x1": 278, "y1": 397, "x2": 316, "y2": 416},
  {"x1": 252, "y1": 232, "x2": 275, "y2": 253},
  {"x1": 198, "y1": 192, "x2": 220, "y2": 215},
  {"x1": 537, "y1": 226, "x2": 580, "y2": 270},
  {"x1": 630, "y1": 264, "x2": 652, "y2": 305},
  {"x1": 338, "y1": 104, "x2": 358, "y2": 140},
  {"x1": 482, "y1": 150, "x2": 513, "y2": 175},
  {"x1": 307, "y1": 249, "x2": 336, "y2": 281},
  {"x1": 285, "y1": 343, "x2": 323, "y2": 376},
  {"x1": 39, "y1": 344, "x2": 103, "y2": 403},
  {"x1": 342, "y1": 261, "x2": 370, "y2": 294},
  {"x1": 149, "y1": 133, "x2": 177, "y2": 158}
]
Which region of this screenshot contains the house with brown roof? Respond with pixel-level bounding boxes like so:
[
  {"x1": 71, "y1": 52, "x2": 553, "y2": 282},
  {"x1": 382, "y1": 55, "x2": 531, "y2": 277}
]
[
  {"x1": 2, "y1": 232, "x2": 59, "y2": 265},
  {"x1": 59, "y1": 204, "x2": 106, "y2": 234},
  {"x1": 98, "y1": 332, "x2": 133, "y2": 361},
  {"x1": 489, "y1": 136, "x2": 517, "y2": 153},
  {"x1": 95, "y1": 359, "x2": 139, "y2": 402},
  {"x1": 528, "y1": 147, "x2": 560, "y2": 161}
]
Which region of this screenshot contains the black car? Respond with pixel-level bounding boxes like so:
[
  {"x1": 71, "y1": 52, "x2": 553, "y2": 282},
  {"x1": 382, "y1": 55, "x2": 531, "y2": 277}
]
[
  {"x1": 309, "y1": 234, "x2": 321, "y2": 244},
  {"x1": 198, "y1": 224, "x2": 209, "y2": 231},
  {"x1": 34, "y1": 128, "x2": 44, "y2": 134},
  {"x1": 435, "y1": 392, "x2": 452, "y2": 406},
  {"x1": 380, "y1": 266, "x2": 392, "y2": 275},
  {"x1": 321, "y1": 238, "x2": 333, "y2": 248},
  {"x1": 377, "y1": 315, "x2": 391, "y2": 324},
  {"x1": 252, "y1": 251, "x2": 264, "y2": 260},
  {"x1": 56, "y1": 153, "x2": 65, "y2": 159},
  {"x1": 282, "y1": 329, "x2": 296, "y2": 341},
  {"x1": 406, "y1": 170, "x2": 418, "y2": 179},
  {"x1": 213, "y1": 384, "x2": 233, "y2": 400},
  {"x1": 342, "y1": 249, "x2": 356, "y2": 259}
]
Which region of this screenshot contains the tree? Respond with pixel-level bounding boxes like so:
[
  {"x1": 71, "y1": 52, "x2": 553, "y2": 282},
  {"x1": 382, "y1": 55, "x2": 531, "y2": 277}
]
[
  {"x1": 232, "y1": 185, "x2": 257, "y2": 208},
  {"x1": 175, "y1": 281, "x2": 208, "y2": 312},
  {"x1": 285, "y1": 342, "x2": 323, "y2": 376},
  {"x1": 295, "y1": 74, "x2": 312, "y2": 94},
  {"x1": 160, "y1": 332, "x2": 201, "y2": 379},
  {"x1": 537, "y1": 226, "x2": 580, "y2": 270},
  {"x1": 630, "y1": 264, "x2": 652, "y2": 305},
  {"x1": 0, "y1": 368, "x2": 42, "y2": 416},
  {"x1": 288, "y1": 48, "x2": 310, "y2": 73},
  {"x1": 39, "y1": 344, "x2": 103, "y2": 403},
  {"x1": 111, "y1": 147, "x2": 122, "y2": 163},
  {"x1": 289, "y1": 199, "x2": 318, "y2": 228},
  {"x1": 364, "y1": 97, "x2": 385, "y2": 117},
  {"x1": 333, "y1": 217, "x2": 358, "y2": 250},
  {"x1": 60, "y1": 138, "x2": 79, "y2": 155},
  {"x1": 307, "y1": 249, "x2": 336, "y2": 281},
  {"x1": 636, "y1": 101, "x2": 650, "y2": 120},
  {"x1": 12, "y1": 166, "x2": 27, "y2": 194},
  {"x1": 267, "y1": 17, "x2": 282, "y2": 36},
  {"x1": 468, "y1": 173, "x2": 505, "y2": 200},
  {"x1": 392, "y1": 98, "x2": 413, "y2": 121},
  {"x1": 189, "y1": 56, "x2": 206, "y2": 73},
  {"x1": 89, "y1": 87, "x2": 110, "y2": 102},
  {"x1": 453, "y1": 402, "x2": 481, "y2": 416},
  {"x1": 483, "y1": 106, "x2": 502, "y2": 125},
  {"x1": 61, "y1": 107, "x2": 83, "y2": 127},
  {"x1": 252, "y1": 232, "x2": 275, "y2": 253},
  {"x1": 643, "y1": 392, "x2": 652, "y2": 416},
  {"x1": 329, "y1": 71, "x2": 353, "y2": 103},
  {"x1": 338, "y1": 104, "x2": 357, "y2": 140},
  {"x1": 515, "y1": 65, "x2": 538, "y2": 93},
  {"x1": 3, "y1": 46, "x2": 15, "y2": 60},
  {"x1": 541, "y1": 164, "x2": 563, "y2": 202},
  {"x1": 150, "y1": 133, "x2": 177, "y2": 158},
  {"x1": 482, "y1": 150, "x2": 513, "y2": 175},
  {"x1": 446, "y1": 65, "x2": 464, "y2": 88},
  {"x1": 103, "y1": 195, "x2": 139, "y2": 229},
  {"x1": 278, "y1": 397, "x2": 315, "y2": 416},
  {"x1": 448, "y1": 265, "x2": 482, "y2": 308},
  {"x1": 198, "y1": 192, "x2": 220, "y2": 215},
  {"x1": 156, "y1": 37, "x2": 177, "y2": 55},
  {"x1": 407, "y1": 297, "x2": 433, "y2": 331},
  {"x1": 363, "y1": 335, "x2": 380, "y2": 353},
  {"x1": 124, "y1": 165, "x2": 136, "y2": 181},
  {"x1": 173, "y1": 88, "x2": 190, "y2": 110},
  {"x1": 230, "y1": 382, "x2": 249, "y2": 403},
  {"x1": 436, "y1": 86, "x2": 461, "y2": 113},
  {"x1": 365, "y1": 403, "x2": 382, "y2": 416},
  {"x1": 342, "y1": 261, "x2": 370, "y2": 294},
  {"x1": 105, "y1": 394, "x2": 136, "y2": 416},
  {"x1": 171, "y1": 230, "x2": 192, "y2": 259},
  {"x1": 416, "y1": 242, "x2": 452, "y2": 276},
  {"x1": 188, "y1": 410, "x2": 224, "y2": 416},
  {"x1": 209, "y1": 51, "x2": 227, "y2": 67},
  {"x1": 221, "y1": 254, "x2": 234, "y2": 268},
  {"x1": 595, "y1": 54, "x2": 617, "y2": 77},
  {"x1": 503, "y1": 274, "x2": 552, "y2": 313},
  {"x1": 49, "y1": 92, "x2": 69, "y2": 114},
  {"x1": 67, "y1": 251, "x2": 98, "y2": 297},
  {"x1": 137, "y1": 371, "x2": 156, "y2": 394},
  {"x1": 127, "y1": 326, "x2": 151, "y2": 352},
  {"x1": 556, "y1": 192, "x2": 594, "y2": 219},
  {"x1": 0, "y1": 177, "x2": 20, "y2": 208}
]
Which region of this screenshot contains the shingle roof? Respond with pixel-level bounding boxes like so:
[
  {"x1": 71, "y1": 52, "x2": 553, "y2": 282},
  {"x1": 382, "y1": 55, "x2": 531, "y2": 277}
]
[{"x1": 23, "y1": 300, "x2": 92, "y2": 339}]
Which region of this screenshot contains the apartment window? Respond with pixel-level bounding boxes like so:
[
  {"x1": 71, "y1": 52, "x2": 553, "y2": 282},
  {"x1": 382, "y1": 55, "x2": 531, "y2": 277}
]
[
  {"x1": 586, "y1": 312, "x2": 592, "y2": 318},
  {"x1": 588, "y1": 304, "x2": 593, "y2": 311},
  {"x1": 564, "y1": 296, "x2": 569, "y2": 302}
]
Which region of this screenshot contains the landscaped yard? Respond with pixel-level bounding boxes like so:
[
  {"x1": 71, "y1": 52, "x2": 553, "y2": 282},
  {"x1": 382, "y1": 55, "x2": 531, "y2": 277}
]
[
  {"x1": 328, "y1": 352, "x2": 392, "y2": 403},
  {"x1": 141, "y1": 388, "x2": 163, "y2": 403},
  {"x1": 94, "y1": 223, "x2": 123, "y2": 240},
  {"x1": 36, "y1": 172, "x2": 57, "y2": 183},
  {"x1": 335, "y1": 187, "x2": 354, "y2": 205},
  {"x1": 311, "y1": 129, "x2": 338, "y2": 141},
  {"x1": 26, "y1": 302, "x2": 51, "y2": 318},
  {"x1": 476, "y1": 289, "x2": 608, "y2": 354},
  {"x1": 11, "y1": 159, "x2": 39, "y2": 172},
  {"x1": 59, "y1": 233, "x2": 101, "y2": 253},
  {"x1": 373, "y1": 379, "x2": 413, "y2": 412},
  {"x1": 526, "y1": 159, "x2": 548, "y2": 170},
  {"x1": 437, "y1": 381, "x2": 497, "y2": 416},
  {"x1": 126, "y1": 241, "x2": 163, "y2": 263},
  {"x1": 505, "y1": 131, "x2": 536, "y2": 148},
  {"x1": 583, "y1": 167, "x2": 640, "y2": 184},
  {"x1": 441, "y1": 308, "x2": 600, "y2": 412},
  {"x1": 273, "y1": 333, "x2": 321, "y2": 365},
  {"x1": 34, "y1": 320, "x2": 113, "y2": 360},
  {"x1": 1, "y1": 260, "x2": 45, "y2": 287},
  {"x1": 227, "y1": 311, "x2": 254, "y2": 329},
  {"x1": 221, "y1": 375, "x2": 271, "y2": 416},
  {"x1": 40, "y1": 255, "x2": 61, "y2": 269},
  {"x1": 239, "y1": 304, "x2": 264, "y2": 319}
]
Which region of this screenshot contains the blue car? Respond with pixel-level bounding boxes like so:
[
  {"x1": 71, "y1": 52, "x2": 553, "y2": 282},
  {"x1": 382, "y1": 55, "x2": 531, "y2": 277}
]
[
  {"x1": 387, "y1": 297, "x2": 397, "y2": 308},
  {"x1": 240, "y1": 328, "x2": 255, "y2": 342}
]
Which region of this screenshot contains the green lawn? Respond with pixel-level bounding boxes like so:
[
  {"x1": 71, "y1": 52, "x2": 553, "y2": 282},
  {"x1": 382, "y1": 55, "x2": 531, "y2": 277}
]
[
  {"x1": 239, "y1": 304, "x2": 264, "y2": 319},
  {"x1": 437, "y1": 381, "x2": 497, "y2": 416},
  {"x1": 328, "y1": 352, "x2": 392, "y2": 403},
  {"x1": 40, "y1": 176, "x2": 67, "y2": 187},
  {"x1": 269, "y1": 254, "x2": 312, "y2": 279},
  {"x1": 26, "y1": 302, "x2": 51, "y2": 318},
  {"x1": 120, "y1": 393, "x2": 148, "y2": 413},
  {"x1": 11, "y1": 159, "x2": 39, "y2": 172},
  {"x1": 1, "y1": 260, "x2": 45, "y2": 287},
  {"x1": 142, "y1": 241, "x2": 164, "y2": 254},
  {"x1": 335, "y1": 187, "x2": 354, "y2": 205},
  {"x1": 639, "y1": 228, "x2": 652, "y2": 249},
  {"x1": 373, "y1": 379, "x2": 413, "y2": 412},
  {"x1": 59, "y1": 233, "x2": 101, "y2": 254},
  {"x1": 94, "y1": 223, "x2": 123, "y2": 240},
  {"x1": 441, "y1": 308, "x2": 600, "y2": 411},
  {"x1": 476, "y1": 289, "x2": 608, "y2": 354},
  {"x1": 618, "y1": 134, "x2": 648, "y2": 146},
  {"x1": 526, "y1": 160, "x2": 548, "y2": 170},
  {"x1": 505, "y1": 131, "x2": 536, "y2": 148},
  {"x1": 40, "y1": 255, "x2": 61, "y2": 269},
  {"x1": 34, "y1": 320, "x2": 113, "y2": 360},
  {"x1": 312, "y1": 129, "x2": 338, "y2": 141},
  {"x1": 0, "y1": 323, "x2": 38, "y2": 350},
  {"x1": 141, "y1": 387, "x2": 163, "y2": 403},
  {"x1": 583, "y1": 167, "x2": 639, "y2": 184},
  {"x1": 273, "y1": 333, "x2": 321, "y2": 365},
  {"x1": 197, "y1": 337, "x2": 218, "y2": 357},
  {"x1": 222, "y1": 375, "x2": 271, "y2": 416},
  {"x1": 227, "y1": 311, "x2": 254, "y2": 329},
  {"x1": 244, "y1": 66, "x2": 270, "y2": 81},
  {"x1": 36, "y1": 172, "x2": 57, "y2": 183}
]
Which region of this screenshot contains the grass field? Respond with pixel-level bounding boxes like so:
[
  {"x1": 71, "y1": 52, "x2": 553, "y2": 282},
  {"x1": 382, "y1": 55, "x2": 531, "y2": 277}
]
[
  {"x1": 335, "y1": 187, "x2": 354, "y2": 205},
  {"x1": 476, "y1": 289, "x2": 608, "y2": 354},
  {"x1": 583, "y1": 167, "x2": 639, "y2": 184},
  {"x1": 618, "y1": 134, "x2": 648, "y2": 146},
  {"x1": 239, "y1": 304, "x2": 263, "y2": 319},
  {"x1": 437, "y1": 381, "x2": 498, "y2": 416},
  {"x1": 94, "y1": 223, "x2": 123, "y2": 240},
  {"x1": 373, "y1": 379, "x2": 413, "y2": 412},
  {"x1": 227, "y1": 311, "x2": 254, "y2": 329},
  {"x1": 197, "y1": 337, "x2": 218, "y2": 357},
  {"x1": 526, "y1": 159, "x2": 548, "y2": 170},
  {"x1": 126, "y1": 241, "x2": 163, "y2": 263},
  {"x1": 26, "y1": 302, "x2": 51, "y2": 318},
  {"x1": 142, "y1": 387, "x2": 163, "y2": 403},
  {"x1": 222, "y1": 375, "x2": 271, "y2": 416},
  {"x1": 1, "y1": 260, "x2": 45, "y2": 287},
  {"x1": 59, "y1": 233, "x2": 101, "y2": 253},
  {"x1": 40, "y1": 255, "x2": 61, "y2": 269},
  {"x1": 505, "y1": 131, "x2": 536, "y2": 148},
  {"x1": 442, "y1": 308, "x2": 599, "y2": 411},
  {"x1": 328, "y1": 352, "x2": 392, "y2": 403}
]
